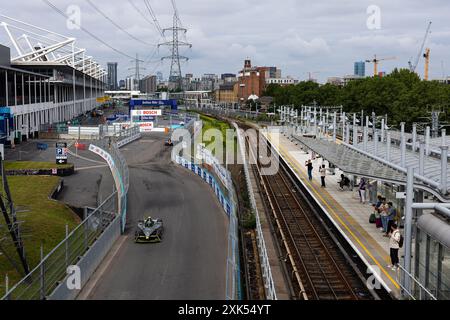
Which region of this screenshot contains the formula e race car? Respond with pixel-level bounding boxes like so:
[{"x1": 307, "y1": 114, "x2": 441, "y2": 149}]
[
  {"x1": 134, "y1": 217, "x2": 164, "y2": 243},
  {"x1": 164, "y1": 139, "x2": 174, "y2": 147}
]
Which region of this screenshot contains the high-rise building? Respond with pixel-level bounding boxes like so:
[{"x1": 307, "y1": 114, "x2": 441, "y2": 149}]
[
  {"x1": 354, "y1": 61, "x2": 365, "y2": 77},
  {"x1": 107, "y1": 62, "x2": 118, "y2": 90},
  {"x1": 125, "y1": 77, "x2": 134, "y2": 91},
  {"x1": 139, "y1": 75, "x2": 157, "y2": 93}
]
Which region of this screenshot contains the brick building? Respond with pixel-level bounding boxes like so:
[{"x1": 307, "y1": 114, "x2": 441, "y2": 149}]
[
  {"x1": 237, "y1": 59, "x2": 267, "y2": 103},
  {"x1": 215, "y1": 82, "x2": 239, "y2": 104}
]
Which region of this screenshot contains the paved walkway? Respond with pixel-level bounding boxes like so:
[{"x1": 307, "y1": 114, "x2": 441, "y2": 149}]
[{"x1": 264, "y1": 130, "x2": 402, "y2": 299}]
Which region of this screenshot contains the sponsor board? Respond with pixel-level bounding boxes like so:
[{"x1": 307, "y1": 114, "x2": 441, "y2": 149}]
[
  {"x1": 130, "y1": 109, "x2": 162, "y2": 117},
  {"x1": 138, "y1": 122, "x2": 154, "y2": 132}
]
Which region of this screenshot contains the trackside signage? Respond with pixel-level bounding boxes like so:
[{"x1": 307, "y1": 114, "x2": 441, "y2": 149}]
[{"x1": 130, "y1": 109, "x2": 162, "y2": 116}]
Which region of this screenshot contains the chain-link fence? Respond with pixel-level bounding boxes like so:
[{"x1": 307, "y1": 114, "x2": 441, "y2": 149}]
[{"x1": 2, "y1": 192, "x2": 117, "y2": 300}]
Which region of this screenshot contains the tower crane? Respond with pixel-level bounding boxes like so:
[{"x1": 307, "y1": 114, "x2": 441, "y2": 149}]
[
  {"x1": 365, "y1": 55, "x2": 396, "y2": 76},
  {"x1": 408, "y1": 21, "x2": 432, "y2": 73},
  {"x1": 423, "y1": 48, "x2": 431, "y2": 81}
]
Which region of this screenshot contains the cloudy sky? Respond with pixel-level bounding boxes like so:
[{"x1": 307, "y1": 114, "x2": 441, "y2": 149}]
[{"x1": 1, "y1": 0, "x2": 449, "y2": 83}]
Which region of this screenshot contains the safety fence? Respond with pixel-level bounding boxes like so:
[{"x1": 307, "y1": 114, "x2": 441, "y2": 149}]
[
  {"x1": 397, "y1": 264, "x2": 437, "y2": 300},
  {"x1": 172, "y1": 151, "x2": 242, "y2": 300},
  {"x1": 2, "y1": 192, "x2": 117, "y2": 300},
  {"x1": 233, "y1": 122, "x2": 277, "y2": 300},
  {"x1": 2, "y1": 127, "x2": 134, "y2": 300}
]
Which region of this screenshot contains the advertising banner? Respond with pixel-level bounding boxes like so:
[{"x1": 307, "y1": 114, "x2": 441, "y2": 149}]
[
  {"x1": 131, "y1": 109, "x2": 162, "y2": 117},
  {"x1": 138, "y1": 122, "x2": 154, "y2": 132}
]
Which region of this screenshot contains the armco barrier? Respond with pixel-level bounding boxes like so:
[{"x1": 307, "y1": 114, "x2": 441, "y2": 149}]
[{"x1": 233, "y1": 122, "x2": 277, "y2": 300}]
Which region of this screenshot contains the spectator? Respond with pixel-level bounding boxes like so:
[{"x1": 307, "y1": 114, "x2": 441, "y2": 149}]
[
  {"x1": 385, "y1": 202, "x2": 397, "y2": 237},
  {"x1": 319, "y1": 165, "x2": 327, "y2": 188},
  {"x1": 339, "y1": 174, "x2": 351, "y2": 190},
  {"x1": 388, "y1": 223, "x2": 401, "y2": 270},
  {"x1": 305, "y1": 160, "x2": 313, "y2": 181},
  {"x1": 379, "y1": 198, "x2": 389, "y2": 233},
  {"x1": 358, "y1": 178, "x2": 367, "y2": 204}
]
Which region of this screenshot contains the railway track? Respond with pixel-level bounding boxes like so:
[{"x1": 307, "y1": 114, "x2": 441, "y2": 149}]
[{"x1": 245, "y1": 129, "x2": 372, "y2": 300}]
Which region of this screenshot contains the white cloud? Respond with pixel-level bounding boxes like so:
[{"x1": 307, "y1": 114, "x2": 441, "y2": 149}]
[{"x1": 0, "y1": 0, "x2": 449, "y2": 82}]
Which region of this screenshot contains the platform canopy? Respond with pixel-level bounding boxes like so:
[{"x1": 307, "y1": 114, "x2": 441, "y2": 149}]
[{"x1": 293, "y1": 135, "x2": 449, "y2": 201}]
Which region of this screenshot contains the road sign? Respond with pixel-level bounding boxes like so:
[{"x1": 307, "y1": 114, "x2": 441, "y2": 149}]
[
  {"x1": 396, "y1": 192, "x2": 406, "y2": 199},
  {"x1": 56, "y1": 142, "x2": 68, "y2": 164}
]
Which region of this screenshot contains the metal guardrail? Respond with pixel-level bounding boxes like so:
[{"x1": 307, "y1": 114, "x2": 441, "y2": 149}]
[
  {"x1": 397, "y1": 264, "x2": 437, "y2": 300},
  {"x1": 233, "y1": 122, "x2": 277, "y2": 300},
  {"x1": 2, "y1": 192, "x2": 117, "y2": 300}
]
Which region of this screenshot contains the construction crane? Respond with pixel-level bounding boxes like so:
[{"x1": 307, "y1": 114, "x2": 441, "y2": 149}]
[
  {"x1": 423, "y1": 48, "x2": 431, "y2": 81},
  {"x1": 408, "y1": 21, "x2": 432, "y2": 73},
  {"x1": 365, "y1": 55, "x2": 397, "y2": 76}
]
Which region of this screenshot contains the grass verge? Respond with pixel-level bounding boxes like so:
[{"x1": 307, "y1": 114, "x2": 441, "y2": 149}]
[
  {"x1": 0, "y1": 176, "x2": 79, "y2": 297},
  {"x1": 4, "y1": 161, "x2": 73, "y2": 170}
]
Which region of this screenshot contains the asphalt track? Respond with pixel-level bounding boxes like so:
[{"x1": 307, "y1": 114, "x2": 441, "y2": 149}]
[{"x1": 83, "y1": 133, "x2": 228, "y2": 300}]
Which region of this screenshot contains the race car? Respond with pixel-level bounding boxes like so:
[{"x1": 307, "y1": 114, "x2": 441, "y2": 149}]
[
  {"x1": 134, "y1": 217, "x2": 164, "y2": 243},
  {"x1": 164, "y1": 139, "x2": 174, "y2": 147}
]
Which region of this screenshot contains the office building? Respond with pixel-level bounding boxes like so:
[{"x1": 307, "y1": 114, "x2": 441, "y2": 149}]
[
  {"x1": 354, "y1": 61, "x2": 366, "y2": 77},
  {"x1": 107, "y1": 62, "x2": 118, "y2": 90}
]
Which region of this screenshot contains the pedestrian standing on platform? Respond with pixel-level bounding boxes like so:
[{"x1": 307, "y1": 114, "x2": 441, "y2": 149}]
[
  {"x1": 388, "y1": 223, "x2": 401, "y2": 270},
  {"x1": 358, "y1": 178, "x2": 367, "y2": 204},
  {"x1": 319, "y1": 165, "x2": 327, "y2": 188},
  {"x1": 305, "y1": 160, "x2": 313, "y2": 181},
  {"x1": 385, "y1": 202, "x2": 397, "y2": 237},
  {"x1": 380, "y1": 198, "x2": 389, "y2": 233}
]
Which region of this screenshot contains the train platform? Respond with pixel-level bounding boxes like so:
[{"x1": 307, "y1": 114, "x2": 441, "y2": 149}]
[{"x1": 263, "y1": 130, "x2": 402, "y2": 299}]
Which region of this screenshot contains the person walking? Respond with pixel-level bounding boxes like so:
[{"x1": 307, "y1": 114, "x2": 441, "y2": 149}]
[
  {"x1": 305, "y1": 160, "x2": 313, "y2": 181},
  {"x1": 388, "y1": 223, "x2": 401, "y2": 270},
  {"x1": 319, "y1": 164, "x2": 327, "y2": 188},
  {"x1": 358, "y1": 178, "x2": 367, "y2": 204}
]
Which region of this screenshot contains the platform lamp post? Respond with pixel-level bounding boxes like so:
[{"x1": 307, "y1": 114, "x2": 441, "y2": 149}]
[{"x1": 403, "y1": 166, "x2": 415, "y2": 296}]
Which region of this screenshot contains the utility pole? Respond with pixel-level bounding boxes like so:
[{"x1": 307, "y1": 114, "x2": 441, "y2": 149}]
[
  {"x1": 158, "y1": 12, "x2": 192, "y2": 92},
  {"x1": 128, "y1": 54, "x2": 145, "y2": 91}
]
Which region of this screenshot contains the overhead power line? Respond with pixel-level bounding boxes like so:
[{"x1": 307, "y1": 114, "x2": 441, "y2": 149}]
[
  {"x1": 126, "y1": 0, "x2": 157, "y2": 27},
  {"x1": 143, "y1": 0, "x2": 164, "y2": 37},
  {"x1": 41, "y1": 0, "x2": 139, "y2": 60},
  {"x1": 85, "y1": 0, "x2": 156, "y2": 47}
]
